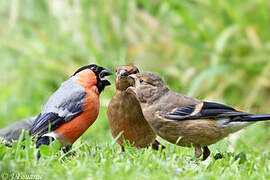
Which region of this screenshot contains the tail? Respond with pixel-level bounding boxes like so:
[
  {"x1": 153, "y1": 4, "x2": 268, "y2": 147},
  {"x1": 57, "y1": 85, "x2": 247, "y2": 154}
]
[
  {"x1": 225, "y1": 114, "x2": 270, "y2": 134},
  {"x1": 240, "y1": 114, "x2": 270, "y2": 122}
]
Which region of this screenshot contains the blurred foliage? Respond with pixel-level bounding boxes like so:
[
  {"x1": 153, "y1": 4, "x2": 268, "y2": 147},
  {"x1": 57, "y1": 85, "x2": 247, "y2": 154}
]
[{"x1": 0, "y1": 0, "x2": 270, "y2": 179}]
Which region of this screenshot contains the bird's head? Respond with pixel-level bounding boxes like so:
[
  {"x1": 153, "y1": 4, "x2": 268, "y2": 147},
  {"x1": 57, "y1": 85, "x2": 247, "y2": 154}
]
[
  {"x1": 73, "y1": 64, "x2": 112, "y2": 93},
  {"x1": 126, "y1": 72, "x2": 169, "y2": 104},
  {"x1": 115, "y1": 65, "x2": 139, "y2": 91}
]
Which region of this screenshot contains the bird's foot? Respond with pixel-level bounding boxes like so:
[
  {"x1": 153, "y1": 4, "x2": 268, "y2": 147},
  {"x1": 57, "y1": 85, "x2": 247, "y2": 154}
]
[
  {"x1": 151, "y1": 140, "x2": 165, "y2": 151},
  {"x1": 202, "y1": 146, "x2": 210, "y2": 161},
  {"x1": 194, "y1": 144, "x2": 202, "y2": 159}
]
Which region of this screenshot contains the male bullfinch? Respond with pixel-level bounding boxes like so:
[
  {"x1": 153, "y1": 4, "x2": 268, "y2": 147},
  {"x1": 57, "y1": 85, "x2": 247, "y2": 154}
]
[
  {"x1": 30, "y1": 64, "x2": 112, "y2": 151},
  {"x1": 127, "y1": 72, "x2": 270, "y2": 160},
  {"x1": 107, "y1": 65, "x2": 164, "y2": 151}
]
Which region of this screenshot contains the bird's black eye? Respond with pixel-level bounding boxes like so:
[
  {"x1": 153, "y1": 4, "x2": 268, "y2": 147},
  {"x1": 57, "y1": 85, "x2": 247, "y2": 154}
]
[{"x1": 139, "y1": 79, "x2": 144, "y2": 83}]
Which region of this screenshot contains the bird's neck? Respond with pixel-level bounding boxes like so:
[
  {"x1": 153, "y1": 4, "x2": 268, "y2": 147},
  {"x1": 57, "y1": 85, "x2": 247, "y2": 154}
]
[
  {"x1": 73, "y1": 71, "x2": 99, "y2": 95},
  {"x1": 74, "y1": 70, "x2": 97, "y2": 86},
  {"x1": 142, "y1": 87, "x2": 169, "y2": 105},
  {"x1": 116, "y1": 82, "x2": 130, "y2": 91}
]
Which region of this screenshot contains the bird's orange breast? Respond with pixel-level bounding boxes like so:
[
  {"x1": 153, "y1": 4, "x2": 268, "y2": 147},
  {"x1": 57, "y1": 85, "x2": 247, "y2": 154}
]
[{"x1": 54, "y1": 70, "x2": 100, "y2": 143}]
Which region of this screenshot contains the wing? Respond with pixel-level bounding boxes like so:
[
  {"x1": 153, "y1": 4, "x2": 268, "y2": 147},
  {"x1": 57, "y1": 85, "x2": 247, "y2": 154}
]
[
  {"x1": 164, "y1": 102, "x2": 250, "y2": 121},
  {"x1": 30, "y1": 78, "x2": 86, "y2": 137}
]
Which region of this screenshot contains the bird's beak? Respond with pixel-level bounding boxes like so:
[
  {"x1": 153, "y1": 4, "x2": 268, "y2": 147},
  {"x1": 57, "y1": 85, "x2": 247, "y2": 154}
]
[
  {"x1": 126, "y1": 86, "x2": 136, "y2": 95},
  {"x1": 117, "y1": 69, "x2": 126, "y2": 77},
  {"x1": 128, "y1": 74, "x2": 137, "y2": 80},
  {"x1": 117, "y1": 69, "x2": 127, "y2": 80},
  {"x1": 100, "y1": 69, "x2": 113, "y2": 86}
]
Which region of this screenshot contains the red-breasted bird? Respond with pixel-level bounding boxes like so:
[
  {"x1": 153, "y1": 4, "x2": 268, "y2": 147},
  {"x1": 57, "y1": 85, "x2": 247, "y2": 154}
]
[
  {"x1": 30, "y1": 64, "x2": 112, "y2": 151},
  {"x1": 127, "y1": 72, "x2": 270, "y2": 160},
  {"x1": 107, "y1": 65, "x2": 164, "y2": 151}
]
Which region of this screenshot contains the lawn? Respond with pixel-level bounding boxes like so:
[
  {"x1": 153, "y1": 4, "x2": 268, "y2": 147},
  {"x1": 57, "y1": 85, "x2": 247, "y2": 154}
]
[{"x1": 0, "y1": 0, "x2": 270, "y2": 179}]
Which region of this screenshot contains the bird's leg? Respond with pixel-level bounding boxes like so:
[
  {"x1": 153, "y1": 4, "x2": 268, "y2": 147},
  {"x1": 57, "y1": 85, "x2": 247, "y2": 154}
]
[
  {"x1": 202, "y1": 146, "x2": 210, "y2": 160},
  {"x1": 62, "y1": 145, "x2": 77, "y2": 156},
  {"x1": 62, "y1": 145, "x2": 72, "y2": 153},
  {"x1": 151, "y1": 140, "x2": 166, "y2": 151},
  {"x1": 194, "y1": 144, "x2": 202, "y2": 159},
  {"x1": 121, "y1": 146, "x2": 125, "y2": 152}
]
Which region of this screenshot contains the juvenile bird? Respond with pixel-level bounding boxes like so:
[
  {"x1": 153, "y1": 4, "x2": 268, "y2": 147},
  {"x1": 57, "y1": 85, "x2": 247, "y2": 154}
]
[
  {"x1": 107, "y1": 65, "x2": 164, "y2": 151},
  {"x1": 127, "y1": 72, "x2": 270, "y2": 160},
  {"x1": 30, "y1": 64, "x2": 112, "y2": 151}
]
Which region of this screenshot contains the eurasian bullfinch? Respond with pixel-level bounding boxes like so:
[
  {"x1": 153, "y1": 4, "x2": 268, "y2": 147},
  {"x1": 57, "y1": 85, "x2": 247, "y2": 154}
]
[
  {"x1": 107, "y1": 65, "x2": 164, "y2": 151},
  {"x1": 30, "y1": 64, "x2": 112, "y2": 151},
  {"x1": 127, "y1": 72, "x2": 270, "y2": 160}
]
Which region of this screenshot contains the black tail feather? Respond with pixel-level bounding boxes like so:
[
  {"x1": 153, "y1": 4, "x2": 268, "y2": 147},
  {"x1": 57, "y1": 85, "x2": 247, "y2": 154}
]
[{"x1": 239, "y1": 114, "x2": 270, "y2": 122}]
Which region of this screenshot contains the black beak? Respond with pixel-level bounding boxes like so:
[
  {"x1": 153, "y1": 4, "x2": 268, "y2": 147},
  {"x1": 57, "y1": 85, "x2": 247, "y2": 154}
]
[{"x1": 99, "y1": 69, "x2": 112, "y2": 86}]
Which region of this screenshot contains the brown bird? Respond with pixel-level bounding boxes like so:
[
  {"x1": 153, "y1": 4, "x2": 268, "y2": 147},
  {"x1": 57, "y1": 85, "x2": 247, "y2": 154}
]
[
  {"x1": 127, "y1": 72, "x2": 270, "y2": 160},
  {"x1": 107, "y1": 65, "x2": 164, "y2": 151}
]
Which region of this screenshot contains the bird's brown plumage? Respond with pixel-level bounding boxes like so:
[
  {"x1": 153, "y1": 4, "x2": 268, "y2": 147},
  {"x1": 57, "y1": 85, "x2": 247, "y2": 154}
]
[
  {"x1": 107, "y1": 66, "x2": 163, "y2": 150},
  {"x1": 128, "y1": 72, "x2": 270, "y2": 160}
]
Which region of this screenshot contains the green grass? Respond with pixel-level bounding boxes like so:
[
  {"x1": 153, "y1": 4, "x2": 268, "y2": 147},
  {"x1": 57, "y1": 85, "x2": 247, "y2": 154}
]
[
  {"x1": 0, "y1": 121, "x2": 270, "y2": 180},
  {"x1": 0, "y1": 0, "x2": 270, "y2": 179}
]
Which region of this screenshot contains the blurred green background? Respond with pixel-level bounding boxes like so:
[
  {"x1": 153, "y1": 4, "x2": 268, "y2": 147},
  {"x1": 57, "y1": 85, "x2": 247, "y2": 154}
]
[{"x1": 1, "y1": 0, "x2": 270, "y2": 151}]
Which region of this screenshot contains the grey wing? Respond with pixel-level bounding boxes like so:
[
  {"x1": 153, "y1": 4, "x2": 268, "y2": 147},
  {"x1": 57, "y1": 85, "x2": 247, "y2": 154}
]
[{"x1": 30, "y1": 78, "x2": 86, "y2": 137}]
